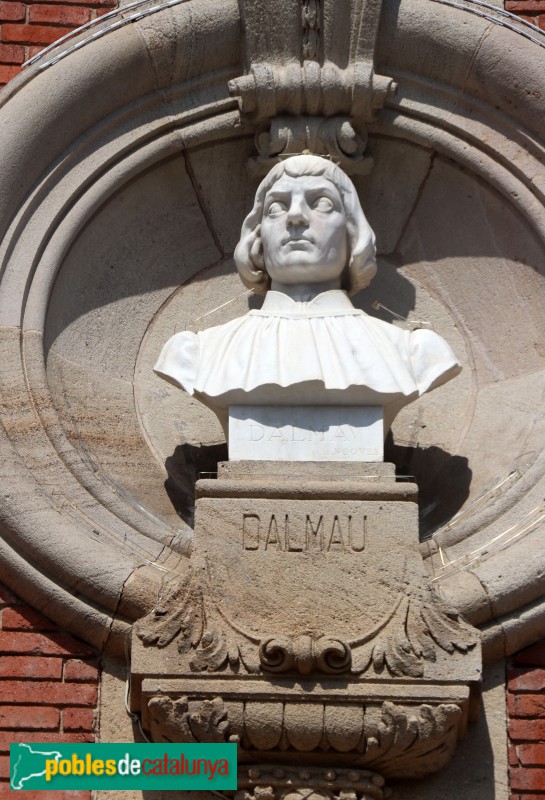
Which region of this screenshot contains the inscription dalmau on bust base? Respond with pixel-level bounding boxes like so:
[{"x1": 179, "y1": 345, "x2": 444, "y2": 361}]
[
  {"x1": 241, "y1": 508, "x2": 367, "y2": 552},
  {"x1": 195, "y1": 497, "x2": 421, "y2": 641},
  {"x1": 228, "y1": 405, "x2": 383, "y2": 461}
]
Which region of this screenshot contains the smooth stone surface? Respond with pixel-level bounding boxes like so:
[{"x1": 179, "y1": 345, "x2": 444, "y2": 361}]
[
  {"x1": 228, "y1": 405, "x2": 384, "y2": 462},
  {"x1": 217, "y1": 460, "x2": 396, "y2": 479}
]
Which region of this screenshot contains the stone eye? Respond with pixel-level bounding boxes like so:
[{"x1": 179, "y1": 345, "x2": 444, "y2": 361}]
[
  {"x1": 267, "y1": 201, "x2": 287, "y2": 217},
  {"x1": 313, "y1": 196, "x2": 334, "y2": 212}
]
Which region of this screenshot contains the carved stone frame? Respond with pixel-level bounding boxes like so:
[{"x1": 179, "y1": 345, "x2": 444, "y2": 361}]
[{"x1": 0, "y1": 0, "x2": 544, "y2": 660}]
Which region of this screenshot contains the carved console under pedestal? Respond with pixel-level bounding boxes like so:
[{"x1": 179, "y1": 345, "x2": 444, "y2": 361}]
[{"x1": 131, "y1": 462, "x2": 481, "y2": 793}]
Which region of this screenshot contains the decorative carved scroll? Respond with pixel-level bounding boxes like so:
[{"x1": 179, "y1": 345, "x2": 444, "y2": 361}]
[
  {"x1": 259, "y1": 634, "x2": 351, "y2": 674},
  {"x1": 252, "y1": 117, "x2": 373, "y2": 176},
  {"x1": 135, "y1": 566, "x2": 477, "y2": 678},
  {"x1": 146, "y1": 695, "x2": 232, "y2": 744}
]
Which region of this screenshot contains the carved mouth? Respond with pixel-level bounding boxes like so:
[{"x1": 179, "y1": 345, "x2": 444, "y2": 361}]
[
  {"x1": 282, "y1": 237, "x2": 314, "y2": 247},
  {"x1": 282, "y1": 233, "x2": 313, "y2": 244}
]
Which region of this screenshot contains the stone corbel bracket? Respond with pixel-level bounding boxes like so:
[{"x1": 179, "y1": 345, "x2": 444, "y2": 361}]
[
  {"x1": 140, "y1": 681, "x2": 469, "y2": 784},
  {"x1": 228, "y1": 61, "x2": 396, "y2": 122},
  {"x1": 228, "y1": 0, "x2": 397, "y2": 172},
  {"x1": 252, "y1": 116, "x2": 374, "y2": 177}
]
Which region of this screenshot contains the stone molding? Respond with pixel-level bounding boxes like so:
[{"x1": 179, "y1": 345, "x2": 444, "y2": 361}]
[
  {"x1": 141, "y1": 687, "x2": 466, "y2": 780},
  {"x1": 229, "y1": 0, "x2": 396, "y2": 171}
]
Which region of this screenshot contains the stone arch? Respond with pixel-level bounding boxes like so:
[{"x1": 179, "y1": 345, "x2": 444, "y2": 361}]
[{"x1": 0, "y1": 0, "x2": 543, "y2": 658}]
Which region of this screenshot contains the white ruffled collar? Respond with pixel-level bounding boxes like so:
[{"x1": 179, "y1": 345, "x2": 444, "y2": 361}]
[{"x1": 253, "y1": 289, "x2": 363, "y2": 317}]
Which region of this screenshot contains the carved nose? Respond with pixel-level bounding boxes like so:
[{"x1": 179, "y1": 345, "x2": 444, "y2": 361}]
[{"x1": 287, "y1": 198, "x2": 308, "y2": 225}]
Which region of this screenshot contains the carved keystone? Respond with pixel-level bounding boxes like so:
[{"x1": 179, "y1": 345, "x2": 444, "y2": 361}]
[{"x1": 229, "y1": 0, "x2": 397, "y2": 169}]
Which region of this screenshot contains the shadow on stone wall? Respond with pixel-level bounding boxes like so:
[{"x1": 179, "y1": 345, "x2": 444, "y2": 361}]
[
  {"x1": 385, "y1": 433, "x2": 472, "y2": 539},
  {"x1": 164, "y1": 443, "x2": 228, "y2": 526},
  {"x1": 391, "y1": 662, "x2": 506, "y2": 800}
]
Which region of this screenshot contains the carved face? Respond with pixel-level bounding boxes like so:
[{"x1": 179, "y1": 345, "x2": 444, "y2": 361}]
[{"x1": 260, "y1": 174, "x2": 348, "y2": 287}]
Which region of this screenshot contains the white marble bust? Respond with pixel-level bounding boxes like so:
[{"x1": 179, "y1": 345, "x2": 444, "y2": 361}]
[{"x1": 155, "y1": 155, "x2": 461, "y2": 437}]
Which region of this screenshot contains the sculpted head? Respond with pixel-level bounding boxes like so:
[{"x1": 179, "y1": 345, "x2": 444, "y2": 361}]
[{"x1": 234, "y1": 155, "x2": 377, "y2": 295}]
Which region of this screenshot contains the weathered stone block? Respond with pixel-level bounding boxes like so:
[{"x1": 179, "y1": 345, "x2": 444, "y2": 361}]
[{"x1": 132, "y1": 463, "x2": 481, "y2": 788}]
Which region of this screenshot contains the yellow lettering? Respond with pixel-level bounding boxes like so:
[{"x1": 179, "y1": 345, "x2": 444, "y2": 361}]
[{"x1": 71, "y1": 754, "x2": 84, "y2": 776}]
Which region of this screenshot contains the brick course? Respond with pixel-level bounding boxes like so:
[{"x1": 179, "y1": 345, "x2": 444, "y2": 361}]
[
  {"x1": 28, "y1": 4, "x2": 92, "y2": 25},
  {"x1": 0, "y1": 2, "x2": 26, "y2": 22},
  {"x1": 0, "y1": 581, "x2": 99, "y2": 798},
  {"x1": 505, "y1": 0, "x2": 545, "y2": 28},
  {"x1": 0, "y1": 0, "x2": 118, "y2": 86},
  {"x1": 508, "y1": 641, "x2": 545, "y2": 800}
]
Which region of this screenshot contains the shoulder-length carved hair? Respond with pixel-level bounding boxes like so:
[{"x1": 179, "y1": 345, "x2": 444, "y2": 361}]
[{"x1": 234, "y1": 155, "x2": 377, "y2": 295}]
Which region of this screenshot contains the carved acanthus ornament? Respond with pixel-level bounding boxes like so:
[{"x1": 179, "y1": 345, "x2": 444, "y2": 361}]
[
  {"x1": 229, "y1": 0, "x2": 396, "y2": 171},
  {"x1": 349, "y1": 595, "x2": 478, "y2": 678},
  {"x1": 146, "y1": 695, "x2": 233, "y2": 744},
  {"x1": 134, "y1": 563, "x2": 478, "y2": 678},
  {"x1": 141, "y1": 690, "x2": 462, "y2": 780}
]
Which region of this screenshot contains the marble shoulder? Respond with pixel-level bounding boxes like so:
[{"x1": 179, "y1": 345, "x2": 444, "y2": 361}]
[
  {"x1": 154, "y1": 330, "x2": 199, "y2": 395},
  {"x1": 407, "y1": 326, "x2": 462, "y2": 394}
]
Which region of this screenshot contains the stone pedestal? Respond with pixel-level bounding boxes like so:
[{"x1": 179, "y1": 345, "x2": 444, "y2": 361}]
[{"x1": 132, "y1": 463, "x2": 481, "y2": 797}]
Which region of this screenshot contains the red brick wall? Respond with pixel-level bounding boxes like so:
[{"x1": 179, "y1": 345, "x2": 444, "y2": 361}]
[
  {"x1": 508, "y1": 642, "x2": 545, "y2": 800},
  {"x1": 0, "y1": 581, "x2": 99, "y2": 798},
  {"x1": 0, "y1": 1, "x2": 543, "y2": 86},
  {"x1": 505, "y1": 1, "x2": 545, "y2": 29},
  {"x1": 0, "y1": 0, "x2": 118, "y2": 87}
]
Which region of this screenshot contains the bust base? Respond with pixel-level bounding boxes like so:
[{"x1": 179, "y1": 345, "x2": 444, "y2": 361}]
[{"x1": 228, "y1": 405, "x2": 384, "y2": 461}]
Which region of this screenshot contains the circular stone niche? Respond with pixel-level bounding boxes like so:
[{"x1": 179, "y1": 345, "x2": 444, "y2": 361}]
[{"x1": 44, "y1": 136, "x2": 545, "y2": 541}]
